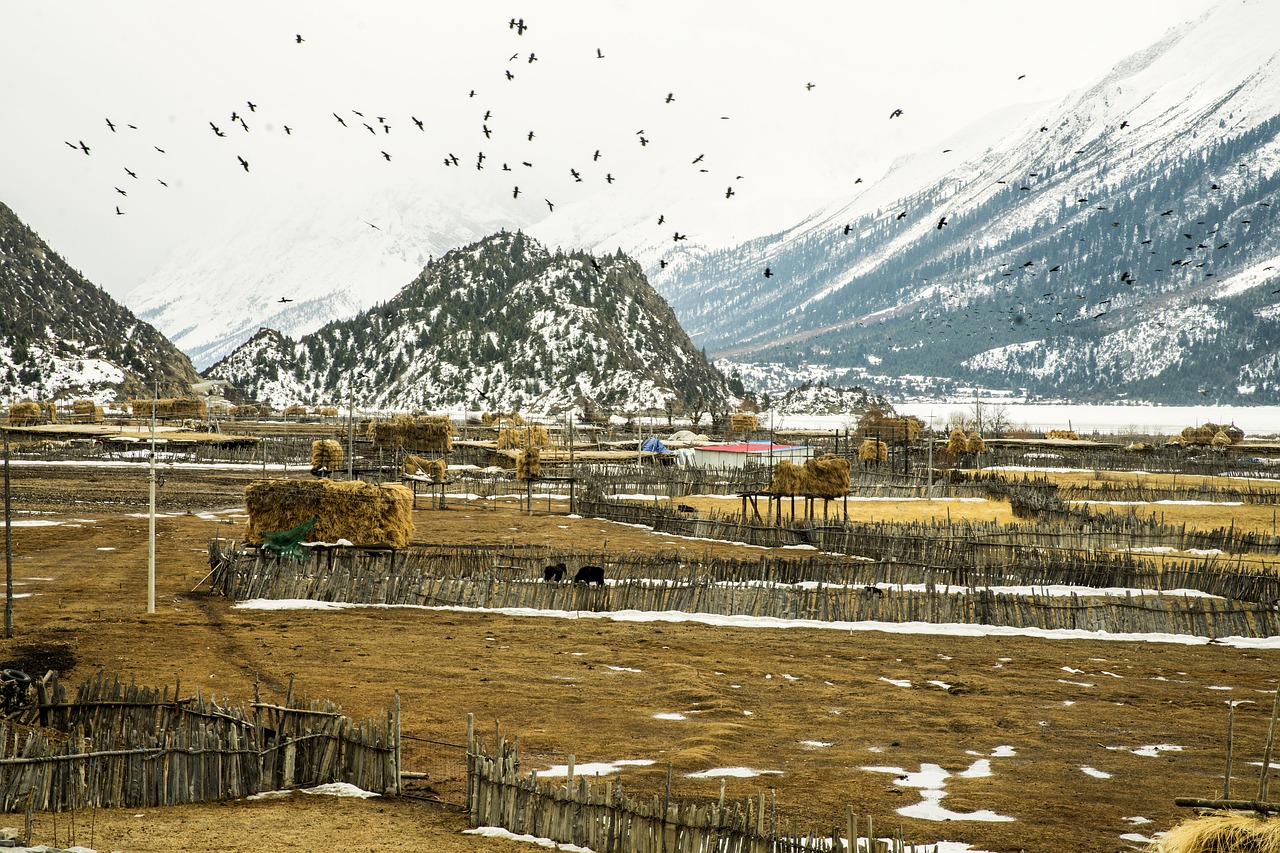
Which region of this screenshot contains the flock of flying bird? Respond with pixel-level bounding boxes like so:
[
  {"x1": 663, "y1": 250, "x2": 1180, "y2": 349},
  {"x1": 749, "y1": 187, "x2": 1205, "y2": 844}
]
[{"x1": 58, "y1": 12, "x2": 1274, "y2": 356}]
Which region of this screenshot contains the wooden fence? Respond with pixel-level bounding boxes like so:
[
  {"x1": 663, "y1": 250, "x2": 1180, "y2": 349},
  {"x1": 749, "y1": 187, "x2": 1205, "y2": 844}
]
[
  {"x1": 210, "y1": 542, "x2": 1280, "y2": 639},
  {"x1": 0, "y1": 672, "x2": 398, "y2": 812},
  {"x1": 467, "y1": 716, "x2": 921, "y2": 853}
]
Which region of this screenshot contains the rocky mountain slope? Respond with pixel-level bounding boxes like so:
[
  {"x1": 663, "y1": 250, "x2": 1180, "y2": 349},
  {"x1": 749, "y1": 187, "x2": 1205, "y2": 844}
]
[
  {"x1": 0, "y1": 200, "x2": 199, "y2": 404},
  {"x1": 654, "y1": 0, "x2": 1280, "y2": 404},
  {"x1": 204, "y1": 232, "x2": 731, "y2": 414}
]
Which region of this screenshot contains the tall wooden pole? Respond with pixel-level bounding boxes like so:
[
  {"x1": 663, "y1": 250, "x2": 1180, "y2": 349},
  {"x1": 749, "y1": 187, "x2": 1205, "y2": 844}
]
[
  {"x1": 4, "y1": 428, "x2": 13, "y2": 638},
  {"x1": 147, "y1": 386, "x2": 156, "y2": 614}
]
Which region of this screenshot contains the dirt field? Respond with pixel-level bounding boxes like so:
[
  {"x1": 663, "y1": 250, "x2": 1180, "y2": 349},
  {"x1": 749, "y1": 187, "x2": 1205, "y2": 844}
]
[{"x1": 3, "y1": 461, "x2": 1279, "y2": 852}]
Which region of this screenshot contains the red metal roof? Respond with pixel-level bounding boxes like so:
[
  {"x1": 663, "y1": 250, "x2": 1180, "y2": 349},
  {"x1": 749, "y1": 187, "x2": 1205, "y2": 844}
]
[{"x1": 694, "y1": 442, "x2": 804, "y2": 453}]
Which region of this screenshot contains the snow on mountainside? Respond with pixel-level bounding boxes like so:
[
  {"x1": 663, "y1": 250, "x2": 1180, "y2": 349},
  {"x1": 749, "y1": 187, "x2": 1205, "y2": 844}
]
[
  {"x1": 129, "y1": 185, "x2": 525, "y2": 370},
  {"x1": 205, "y1": 232, "x2": 731, "y2": 415},
  {"x1": 666, "y1": 0, "x2": 1280, "y2": 405},
  {"x1": 0, "y1": 200, "x2": 198, "y2": 403}
]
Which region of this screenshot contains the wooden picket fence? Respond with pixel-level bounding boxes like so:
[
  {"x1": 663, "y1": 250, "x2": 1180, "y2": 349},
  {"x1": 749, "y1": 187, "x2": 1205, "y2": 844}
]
[
  {"x1": 0, "y1": 672, "x2": 399, "y2": 812},
  {"x1": 467, "y1": 716, "x2": 923, "y2": 853},
  {"x1": 211, "y1": 540, "x2": 1280, "y2": 639}
]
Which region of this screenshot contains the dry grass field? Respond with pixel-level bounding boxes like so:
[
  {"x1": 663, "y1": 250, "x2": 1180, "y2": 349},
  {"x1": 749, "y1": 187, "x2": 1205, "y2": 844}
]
[{"x1": 2, "y1": 461, "x2": 1279, "y2": 852}]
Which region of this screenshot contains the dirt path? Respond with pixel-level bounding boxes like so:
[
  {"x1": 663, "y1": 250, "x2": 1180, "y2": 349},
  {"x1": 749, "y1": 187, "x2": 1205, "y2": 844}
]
[{"x1": 1, "y1": 463, "x2": 1277, "y2": 852}]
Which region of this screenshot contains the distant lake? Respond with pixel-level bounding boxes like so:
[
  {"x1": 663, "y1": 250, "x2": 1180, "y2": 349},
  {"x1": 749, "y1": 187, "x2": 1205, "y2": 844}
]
[{"x1": 766, "y1": 403, "x2": 1280, "y2": 438}]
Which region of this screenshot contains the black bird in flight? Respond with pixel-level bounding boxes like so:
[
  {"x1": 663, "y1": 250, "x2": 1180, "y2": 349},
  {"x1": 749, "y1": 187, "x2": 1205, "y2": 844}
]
[
  {"x1": 210, "y1": 122, "x2": 226, "y2": 137},
  {"x1": 605, "y1": 173, "x2": 615, "y2": 183},
  {"x1": 157, "y1": 179, "x2": 168, "y2": 187},
  {"x1": 295, "y1": 34, "x2": 304, "y2": 43},
  {"x1": 570, "y1": 168, "x2": 582, "y2": 182},
  {"x1": 1160, "y1": 209, "x2": 1174, "y2": 216},
  {"x1": 124, "y1": 167, "x2": 137, "y2": 178},
  {"x1": 483, "y1": 124, "x2": 492, "y2": 138},
  {"x1": 509, "y1": 17, "x2": 527, "y2": 34},
  {"x1": 512, "y1": 186, "x2": 521, "y2": 198},
  {"x1": 332, "y1": 113, "x2": 346, "y2": 127},
  {"x1": 895, "y1": 211, "x2": 907, "y2": 220},
  {"x1": 593, "y1": 149, "x2": 601, "y2": 161},
  {"x1": 283, "y1": 126, "x2": 292, "y2": 135},
  {"x1": 78, "y1": 140, "x2": 90, "y2": 155},
  {"x1": 114, "y1": 187, "x2": 127, "y2": 196},
  {"x1": 805, "y1": 82, "x2": 815, "y2": 91},
  {"x1": 105, "y1": 118, "x2": 116, "y2": 132},
  {"x1": 527, "y1": 130, "x2": 535, "y2": 141},
  {"x1": 692, "y1": 154, "x2": 704, "y2": 164},
  {"x1": 527, "y1": 53, "x2": 537, "y2": 63},
  {"x1": 365, "y1": 221, "x2": 380, "y2": 230},
  {"x1": 843, "y1": 224, "x2": 853, "y2": 234},
  {"x1": 665, "y1": 92, "x2": 675, "y2": 103},
  {"x1": 596, "y1": 48, "x2": 604, "y2": 58},
  {"x1": 412, "y1": 116, "x2": 424, "y2": 130},
  {"x1": 237, "y1": 155, "x2": 249, "y2": 172},
  {"x1": 658, "y1": 259, "x2": 668, "y2": 269},
  {"x1": 154, "y1": 145, "x2": 166, "y2": 153},
  {"x1": 115, "y1": 205, "x2": 124, "y2": 215},
  {"x1": 247, "y1": 101, "x2": 257, "y2": 112},
  {"x1": 1017, "y1": 74, "x2": 1026, "y2": 80},
  {"x1": 545, "y1": 199, "x2": 554, "y2": 211},
  {"x1": 673, "y1": 232, "x2": 687, "y2": 241},
  {"x1": 725, "y1": 187, "x2": 735, "y2": 198},
  {"x1": 889, "y1": 108, "x2": 903, "y2": 119},
  {"x1": 764, "y1": 267, "x2": 773, "y2": 278},
  {"x1": 936, "y1": 215, "x2": 948, "y2": 229},
  {"x1": 638, "y1": 136, "x2": 649, "y2": 146},
  {"x1": 657, "y1": 215, "x2": 665, "y2": 225},
  {"x1": 381, "y1": 150, "x2": 392, "y2": 161},
  {"x1": 445, "y1": 153, "x2": 460, "y2": 166},
  {"x1": 278, "y1": 297, "x2": 292, "y2": 303},
  {"x1": 505, "y1": 70, "x2": 515, "y2": 81}
]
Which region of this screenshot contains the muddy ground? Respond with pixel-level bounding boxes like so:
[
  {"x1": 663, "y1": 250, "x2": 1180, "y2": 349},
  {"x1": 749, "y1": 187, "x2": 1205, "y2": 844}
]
[{"x1": 2, "y1": 462, "x2": 1277, "y2": 852}]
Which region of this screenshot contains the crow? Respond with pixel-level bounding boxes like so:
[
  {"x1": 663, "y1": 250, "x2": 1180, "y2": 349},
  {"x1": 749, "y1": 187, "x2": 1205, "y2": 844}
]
[
  {"x1": 237, "y1": 156, "x2": 249, "y2": 172},
  {"x1": 412, "y1": 116, "x2": 424, "y2": 130},
  {"x1": 889, "y1": 108, "x2": 903, "y2": 119},
  {"x1": 295, "y1": 34, "x2": 304, "y2": 43},
  {"x1": 332, "y1": 113, "x2": 346, "y2": 127},
  {"x1": 936, "y1": 215, "x2": 948, "y2": 229}
]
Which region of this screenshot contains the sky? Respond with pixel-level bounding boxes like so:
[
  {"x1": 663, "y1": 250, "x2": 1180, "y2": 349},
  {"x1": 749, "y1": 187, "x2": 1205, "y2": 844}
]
[{"x1": 1, "y1": 0, "x2": 1217, "y2": 302}]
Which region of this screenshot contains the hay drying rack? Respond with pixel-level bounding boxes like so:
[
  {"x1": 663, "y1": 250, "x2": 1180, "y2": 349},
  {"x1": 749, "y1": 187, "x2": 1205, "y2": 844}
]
[{"x1": 1175, "y1": 685, "x2": 1280, "y2": 816}]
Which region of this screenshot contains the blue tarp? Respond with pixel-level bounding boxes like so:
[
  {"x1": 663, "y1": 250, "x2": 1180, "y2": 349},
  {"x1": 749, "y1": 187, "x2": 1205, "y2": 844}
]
[{"x1": 641, "y1": 437, "x2": 668, "y2": 453}]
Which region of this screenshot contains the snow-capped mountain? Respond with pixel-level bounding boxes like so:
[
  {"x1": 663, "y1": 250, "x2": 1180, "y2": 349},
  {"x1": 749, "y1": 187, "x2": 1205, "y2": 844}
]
[
  {"x1": 128, "y1": 185, "x2": 527, "y2": 370},
  {"x1": 205, "y1": 232, "x2": 731, "y2": 415},
  {"x1": 657, "y1": 0, "x2": 1280, "y2": 404},
  {"x1": 0, "y1": 200, "x2": 198, "y2": 404}
]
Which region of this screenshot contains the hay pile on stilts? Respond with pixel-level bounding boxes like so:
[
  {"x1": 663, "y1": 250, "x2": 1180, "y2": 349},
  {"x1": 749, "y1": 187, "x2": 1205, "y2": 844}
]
[
  {"x1": 1148, "y1": 814, "x2": 1280, "y2": 853},
  {"x1": 497, "y1": 424, "x2": 549, "y2": 449},
  {"x1": 516, "y1": 448, "x2": 541, "y2": 479},
  {"x1": 1046, "y1": 429, "x2": 1079, "y2": 440},
  {"x1": 367, "y1": 414, "x2": 453, "y2": 452},
  {"x1": 314, "y1": 405, "x2": 339, "y2": 417},
  {"x1": 405, "y1": 455, "x2": 447, "y2": 482},
  {"x1": 244, "y1": 479, "x2": 414, "y2": 548},
  {"x1": 946, "y1": 428, "x2": 968, "y2": 456},
  {"x1": 230, "y1": 405, "x2": 259, "y2": 419},
  {"x1": 7, "y1": 401, "x2": 43, "y2": 425},
  {"x1": 771, "y1": 460, "x2": 806, "y2": 496},
  {"x1": 729, "y1": 413, "x2": 758, "y2": 433},
  {"x1": 71, "y1": 399, "x2": 104, "y2": 424},
  {"x1": 282, "y1": 404, "x2": 308, "y2": 418},
  {"x1": 310, "y1": 439, "x2": 344, "y2": 472},
  {"x1": 482, "y1": 411, "x2": 525, "y2": 427},
  {"x1": 966, "y1": 432, "x2": 986, "y2": 455},
  {"x1": 857, "y1": 439, "x2": 887, "y2": 465},
  {"x1": 804, "y1": 454, "x2": 851, "y2": 499},
  {"x1": 131, "y1": 398, "x2": 207, "y2": 420}
]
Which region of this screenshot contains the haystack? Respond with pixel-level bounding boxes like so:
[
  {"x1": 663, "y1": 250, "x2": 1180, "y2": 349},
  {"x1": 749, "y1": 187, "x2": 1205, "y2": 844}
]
[
  {"x1": 244, "y1": 479, "x2": 414, "y2": 549},
  {"x1": 1125, "y1": 441, "x2": 1154, "y2": 454},
  {"x1": 131, "y1": 398, "x2": 207, "y2": 420},
  {"x1": 1223, "y1": 423, "x2": 1246, "y2": 443},
  {"x1": 771, "y1": 460, "x2": 805, "y2": 496},
  {"x1": 804, "y1": 454, "x2": 851, "y2": 499},
  {"x1": 1181, "y1": 424, "x2": 1217, "y2": 446},
  {"x1": 367, "y1": 414, "x2": 453, "y2": 452},
  {"x1": 314, "y1": 405, "x2": 340, "y2": 417},
  {"x1": 946, "y1": 428, "x2": 968, "y2": 456},
  {"x1": 310, "y1": 439, "x2": 344, "y2": 471},
  {"x1": 405, "y1": 454, "x2": 447, "y2": 482},
  {"x1": 497, "y1": 424, "x2": 549, "y2": 449},
  {"x1": 1211, "y1": 430, "x2": 1233, "y2": 449},
  {"x1": 729, "y1": 413, "x2": 758, "y2": 433},
  {"x1": 1046, "y1": 429, "x2": 1079, "y2": 441},
  {"x1": 858, "y1": 439, "x2": 887, "y2": 464},
  {"x1": 230, "y1": 405, "x2": 259, "y2": 419},
  {"x1": 1149, "y1": 813, "x2": 1280, "y2": 853},
  {"x1": 282, "y1": 404, "x2": 308, "y2": 418},
  {"x1": 516, "y1": 447, "x2": 541, "y2": 479},
  {"x1": 8, "y1": 401, "x2": 42, "y2": 425},
  {"x1": 482, "y1": 411, "x2": 525, "y2": 427},
  {"x1": 71, "y1": 399, "x2": 105, "y2": 424},
  {"x1": 966, "y1": 432, "x2": 986, "y2": 455},
  {"x1": 857, "y1": 409, "x2": 923, "y2": 442}
]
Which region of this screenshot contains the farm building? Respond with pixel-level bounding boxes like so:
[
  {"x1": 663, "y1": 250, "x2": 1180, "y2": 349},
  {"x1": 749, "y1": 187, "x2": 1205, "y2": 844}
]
[{"x1": 690, "y1": 441, "x2": 813, "y2": 469}]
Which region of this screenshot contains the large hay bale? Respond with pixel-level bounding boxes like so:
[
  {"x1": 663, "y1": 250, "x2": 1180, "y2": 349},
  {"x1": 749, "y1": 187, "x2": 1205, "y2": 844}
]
[
  {"x1": 310, "y1": 439, "x2": 344, "y2": 471},
  {"x1": 1124, "y1": 441, "x2": 1154, "y2": 454},
  {"x1": 282, "y1": 404, "x2": 309, "y2": 418},
  {"x1": 1046, "y1": 429, "x2": 1079, "y2": 440},
  {"x1": 516, "y1": 447, "x2": 541, "y2": 480},
  {"x1": 230, "y1": 405, "x2": 259, "y2": 419},
  {"x1": 858, "y1": 439, "x2": 886, "y2": 463},
  {"x1": 497, "y1": 424, "x2": 549, "y2": 449},
  {"x1": 131, "y1": 398, "x2": 207, "y2": 420},
  {"x1": 482, "y1": 411, "x2": 525, "y2": 427},
  {"x1": 1223, "y1": 423, "x2": 1246, "y2": 443},
  {"x1": 946, "y1": 428, "x2": 968, "y2": 456},
  {"x1": 1211, "y1": 430, "x2": 1232, "y2": 449},
  {"x1": 70, "y1": 400, "x2": 105, "y2": 424},
  {"x1": 804, "y1": 454, "x2": 851, "y2": 499},
  {"x1": 1181, "y1": 424, "x2": 1221, "y2": 446},
  {"x1": 1149, "y1": 813, "x2": 1280, "y2": 853},
  {"x1": 368, "y1": 414, "x2": 454, "y2": 452},
  {"x1": 8, "y1": 401, "x2": 42, "y2": 425},
  {"x1": 966, "y1": 432, "x2": 986, "y2": 455},
  {"x1": 857, "y1": 409, "x2": 923, "y2": 442},
  {"x1": 244, "y1": 479, "x2": 414, "y2": 549},
  {"x1": 427, "y1": 458, "x2": 447, "y2": 482},
  {"x1": 729, "y1": 413, "x2": 758, "y2": 433},
  {"x1": 314, "y1": 405, "x2": 340, "y2": 417},
  {"x1": 771, "y1": 460, "x2": 805, "y2": 496}
]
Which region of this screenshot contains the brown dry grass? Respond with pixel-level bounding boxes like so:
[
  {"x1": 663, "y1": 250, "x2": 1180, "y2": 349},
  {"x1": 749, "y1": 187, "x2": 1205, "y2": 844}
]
[{"x1": 1, "y1": 463, "x2": 1279, "y2": 852}]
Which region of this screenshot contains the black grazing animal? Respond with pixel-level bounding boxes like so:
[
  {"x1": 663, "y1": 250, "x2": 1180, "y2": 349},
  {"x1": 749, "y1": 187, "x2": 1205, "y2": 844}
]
[
  {"x1": 862, "y1": 585, "x2": 885, "y2": 596},
  {"x1": 676, "y1": 503, "x2": 697, "y2": 514},
  {"x1": 543, "y1": 562, "x2": 566, "y2": 582},
  {"x1": 574, "y1": 565, "x2": 605, "y2": 586}
]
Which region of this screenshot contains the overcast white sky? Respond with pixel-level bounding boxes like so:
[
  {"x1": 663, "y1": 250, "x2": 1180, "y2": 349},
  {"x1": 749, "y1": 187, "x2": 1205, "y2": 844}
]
[{"x1": 1, "y1": 1, "x2": 1215, "y2": 300}]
